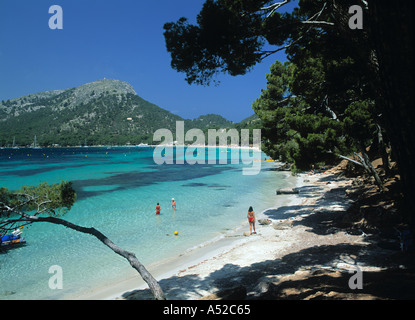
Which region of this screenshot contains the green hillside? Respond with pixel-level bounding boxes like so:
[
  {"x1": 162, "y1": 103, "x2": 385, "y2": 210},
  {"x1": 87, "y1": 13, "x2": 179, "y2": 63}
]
[{"x1": 0, "y1": 79, "x2": 242, "y2": 147}]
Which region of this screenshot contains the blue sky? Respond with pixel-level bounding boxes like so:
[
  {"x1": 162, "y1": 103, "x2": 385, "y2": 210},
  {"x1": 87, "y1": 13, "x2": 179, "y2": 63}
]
[{"x1": 0, "y1": 0, "x2": 296, "y2": 122}]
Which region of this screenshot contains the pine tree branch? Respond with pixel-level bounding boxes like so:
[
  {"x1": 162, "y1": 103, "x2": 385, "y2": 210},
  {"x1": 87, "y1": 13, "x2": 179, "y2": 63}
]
[
  {"x1": 1, "y1": 206, "x2": 166, "y2": 300},
  {"x1": 261, "y1": 1, "x2": 290, "y2": 17},
  {"x1": 301, "y1": 20, "x2": 335, "y2": 26}
]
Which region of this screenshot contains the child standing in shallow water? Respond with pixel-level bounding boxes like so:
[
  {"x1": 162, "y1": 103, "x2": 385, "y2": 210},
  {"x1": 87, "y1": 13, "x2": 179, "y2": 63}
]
[{"x1": 247, "y1": 206, "x2": 256, "y2": 235}]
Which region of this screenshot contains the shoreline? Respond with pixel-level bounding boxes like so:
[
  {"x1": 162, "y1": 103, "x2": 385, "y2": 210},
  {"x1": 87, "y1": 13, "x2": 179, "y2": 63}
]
[
  {"x1": 68, "y1": 164, "x2": 414, "y2": 300},
  {"x1": 108, "y1": 169, "x2": 377, "y2": 300},
  {"x1": 70, "y1": 170, "x2": 302, "y2": 300},
  {"x1": 1, "y1": 144, "x2": 262, "y2": 150}
]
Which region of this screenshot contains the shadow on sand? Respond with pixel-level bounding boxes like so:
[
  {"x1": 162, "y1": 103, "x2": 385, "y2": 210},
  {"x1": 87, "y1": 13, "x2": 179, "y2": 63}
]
[
  {"x1": 121, "y1": 174, "x2": 415, "y2": 300},
  {"x1": 121, "y1": 241, "x2": 415, "y2": 300}
]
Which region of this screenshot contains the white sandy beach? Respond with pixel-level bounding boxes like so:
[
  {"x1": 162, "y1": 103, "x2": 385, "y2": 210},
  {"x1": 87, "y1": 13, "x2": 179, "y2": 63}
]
[{"x1": 70, "y1": 162, "x2": 397, "y2": 300}]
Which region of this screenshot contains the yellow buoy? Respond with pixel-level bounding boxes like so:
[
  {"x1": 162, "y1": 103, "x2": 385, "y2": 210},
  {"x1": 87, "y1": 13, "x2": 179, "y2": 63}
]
[{"x1": 174, "y1": 231, "x2": 179, "y2": 236}]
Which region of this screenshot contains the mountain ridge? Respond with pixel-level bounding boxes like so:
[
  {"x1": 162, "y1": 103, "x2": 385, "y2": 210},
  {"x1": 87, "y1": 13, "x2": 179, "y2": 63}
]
[{"x1": 0, "y1": 79, "x2": 257, "y2": 147}]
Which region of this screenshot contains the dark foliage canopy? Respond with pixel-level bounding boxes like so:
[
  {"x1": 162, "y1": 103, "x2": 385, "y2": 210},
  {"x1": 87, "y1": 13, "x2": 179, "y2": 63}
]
[{"x1": 163, "y1": 0, "x2": 414, "y2": 225}]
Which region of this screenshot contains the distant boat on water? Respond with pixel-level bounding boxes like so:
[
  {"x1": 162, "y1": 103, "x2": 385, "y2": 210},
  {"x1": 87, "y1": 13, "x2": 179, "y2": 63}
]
[
  {"x1": 32, "y1": 135, "x2": 41, "y2": 149},
  {"x1": 136, "y1": 143, "x2": 150, "y2": 147},
  {"x1": 12, "y1": 137, "x2": 18, "y2": 149}
]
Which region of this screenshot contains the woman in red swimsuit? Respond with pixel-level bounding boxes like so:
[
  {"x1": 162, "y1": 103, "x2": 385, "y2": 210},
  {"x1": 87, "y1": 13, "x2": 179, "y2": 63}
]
[
  {"x1": 155, "y1": 203, "x2": 161, "y2": 214},
  {"x1": 247, "y1": 206, "x2": 256, "y2": 235}
]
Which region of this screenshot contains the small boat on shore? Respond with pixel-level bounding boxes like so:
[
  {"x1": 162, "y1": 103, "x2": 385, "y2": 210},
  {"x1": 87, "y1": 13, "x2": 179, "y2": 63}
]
[{"x1": 0, "y1": 228, "x2": 26, "y2": 248}]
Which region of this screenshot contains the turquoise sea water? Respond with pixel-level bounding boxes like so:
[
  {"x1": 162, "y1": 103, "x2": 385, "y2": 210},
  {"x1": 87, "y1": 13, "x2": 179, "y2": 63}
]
[{"x1": 0, "y1": 147, "x2": 292, "y2": 300}]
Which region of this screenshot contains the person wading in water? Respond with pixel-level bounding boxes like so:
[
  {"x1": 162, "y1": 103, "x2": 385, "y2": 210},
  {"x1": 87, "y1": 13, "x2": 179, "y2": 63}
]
[{"x1": 247, "y1": 206, "x2": 256, "y2": 235}]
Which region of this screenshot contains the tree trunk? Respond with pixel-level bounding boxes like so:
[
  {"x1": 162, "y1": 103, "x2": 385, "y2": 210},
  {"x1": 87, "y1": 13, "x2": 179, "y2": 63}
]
[
  {"x1": 368, "y1": 0, "x2": 415, "y2": 226},
  {"x1": 354, "y1": 149, "x2": 384, "y2": 192},
  {"x1": 339, "y1": 151, "x2": 384, "y2": 191},
  {"x1": 376, "y1": 124, "x2": 391, "y2": 175},
  {"x1": 339, "y1": 154, "x2": 365, "y2": 168},
  {"x1": 19, "y1": 213, "x2": 166, "y2": 300}
]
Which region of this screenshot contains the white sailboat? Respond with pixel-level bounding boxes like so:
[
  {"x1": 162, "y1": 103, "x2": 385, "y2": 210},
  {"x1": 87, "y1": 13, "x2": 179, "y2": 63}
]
[
  {"x1": 12, "y1": 136, "x2": 18, "y2": 149},
  {"x1": 32, "y1": 135, "x2": 41, "y2": 149}
]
